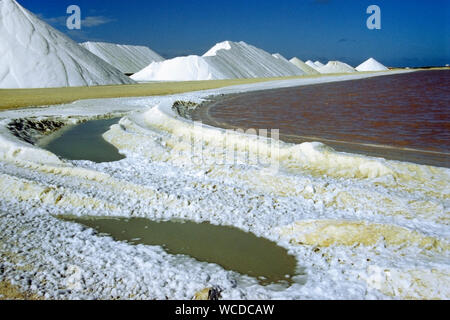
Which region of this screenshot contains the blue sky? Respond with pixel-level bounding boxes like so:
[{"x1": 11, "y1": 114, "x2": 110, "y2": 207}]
[{"x1": 19, "y1": 0, "x2": 449, "y2": 67}]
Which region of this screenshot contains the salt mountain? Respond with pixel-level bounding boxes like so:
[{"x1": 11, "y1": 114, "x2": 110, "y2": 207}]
[
  {"x1": 131, "y1": 41, "x2": 305, "y2": 81},
  {"x1": 0, "y1": 0, "x2": 134, "y2": 88},
  {"x1": 81, "y1": 42, "x2": 165, "y2": 74},
  {"x1": 356, "y1": 58, "x2": 389, "y2": 72},
  {"x1": 305, "y1": 60, "x2": 321, "y2": 72},
  {"x1": 316, "y1": 61, "x2": 356, "y2": 74},
  {"x1": 289, "y1": 57, "x2": 320, "y2": 75}
]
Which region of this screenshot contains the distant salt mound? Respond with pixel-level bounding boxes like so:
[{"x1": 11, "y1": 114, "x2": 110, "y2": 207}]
[
  {"x1": 131, "y1": 55, "x2": 226, "y2": 81},
  {"x1": 272, "y1": 53, "x2": 290, "y2": 62},
  {"x1": 132, "y1": 41, "x2": 305, "y2": 81},
  {"x1": 81, "y1": 42, "x2": 165, "y2": 74},
  {"x1": 305, "y1": 60, "x2": 321, "y2": 71},
  {"x1": 290, "y1": 57, "x2": 320, "y2": 75},
  {"x1": 0, "y1": 0, "x2": 134, "y2": 88},
  {"x1": 314, "y1": 61, "x2": 325, "y2": 68},
  {"x1": 203, "y1": 41, "x2": 305, "y2": 78},
  {"x1": 317, "y1": 61, "x2": 356, "y2": 74},
  {"x1": 356, "y1": 58, "x2": 389, "y2": 72}
]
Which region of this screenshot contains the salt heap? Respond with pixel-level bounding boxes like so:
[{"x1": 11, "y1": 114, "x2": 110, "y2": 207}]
[
  {"x1": 290, "y1": 57, "x2": 320, "y2": 75},
  {"x1": 131, "y1": 55, "x2": 226, "y2": 81},
  {"x1": 132, "y1": 41, "x2": 305, "y2": 81},
  {"x1": 81, "y1": 42, "x2": 165, "y2": 74},
  {"x1": 317, "y1": 61, "x2": 356, "y2": 74},
  {"x1": 356, "y1": 58, "x2": 389, "y2": 72},
  {"x1": 314, "y1": 61, "x2": 325, "y2": 68},
  {"x1": 203, "y1": 41, "x2": 305, "y2": 78},
  {"x1": 272, "y1": 53, "x2": 290, "y2": 62},
  {"x1": 0, "y1": 0, "x2": 134, "y2": 89},
  {"x1": 305, "y1": 60, "x2": 321, "y2": 71}
]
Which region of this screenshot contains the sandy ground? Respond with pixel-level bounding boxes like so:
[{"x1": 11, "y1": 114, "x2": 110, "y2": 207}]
[
  {"x1": 0, "y1": 77, "x2": 300, "y2": 110},
  {"x1": 0, "y1": 281, "x2": 42, "y2": 300},
  {"x1": 0, "y1": 73, "x2": 386, "y2": 110}
]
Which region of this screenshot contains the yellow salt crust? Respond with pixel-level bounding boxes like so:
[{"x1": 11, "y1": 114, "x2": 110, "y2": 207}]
[
  {"x1": 0, "y1": 281, "x2": 43, "y2": 300},
  {"x1": 193, "y1": 288, "x2": 211, "y2": 300},
  {"x1": 276, "y1": 220, "x2": 448, "y2": 251},
  {"x1": 0, "y1": 173, "x2": 118, "y2": 211}
]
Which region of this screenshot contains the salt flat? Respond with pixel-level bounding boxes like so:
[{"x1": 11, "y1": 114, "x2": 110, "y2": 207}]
[{"x1": 1, "y1": 69, "x2": 448, "y2": 300}]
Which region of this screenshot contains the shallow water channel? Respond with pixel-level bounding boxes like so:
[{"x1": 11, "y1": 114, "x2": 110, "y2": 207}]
[
  {"x1": 40, "y1": 118, "x2": 124, "y2": 163},
  {"x1": 59, "y1": 216, "x2": 300, "y2": 286}
]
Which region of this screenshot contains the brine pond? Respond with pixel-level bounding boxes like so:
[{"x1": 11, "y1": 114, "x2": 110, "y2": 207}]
[
  {"x1": 59, "y1": 216, "x2": 300, "y2": 286},
  {"x1": 40, "y1": 118, "x2": 125, "y2": 163},
  {"x1": 192, "y1": 70, "x2": 450, "y2": 167}
]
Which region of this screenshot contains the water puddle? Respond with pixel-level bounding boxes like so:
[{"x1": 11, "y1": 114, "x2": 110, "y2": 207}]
[
  {"x1": 40, "y1": 118, "x2": 125, "y2": 163},
  {"x1": 59, "y1": 216, "x2": 300, "y2": 286}
]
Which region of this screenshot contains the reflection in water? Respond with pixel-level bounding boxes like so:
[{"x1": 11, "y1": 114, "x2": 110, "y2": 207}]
[
  {"x1": 193, "y1": 70, "x2": 450, "y2": 167},
  {"x1": 41, "y1": 118, "x2": 125, "y2": 163},
  {"x1": 59, "y1": 216, "x2": 301, "y2": 286}
]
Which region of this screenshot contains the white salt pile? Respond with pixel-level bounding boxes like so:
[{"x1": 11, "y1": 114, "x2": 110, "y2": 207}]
[
  {"x1": 0, "y1": 0, "x2": 134, "y2": 88},
  {"x1": 131, "y1": 55, "x2": 226, "y2": 81},
  {"x1": 317, "y1": 61, "x2": 356, "y2": 74},
  {"x1": 272, "y1": 53, "x2": 290, "y2": 62},
  {"x1": 203, "y1": 41, "x2": 304, "y2": 78},
  {"x1": 314, "y1": 61, "x2": 325, "y2": 68},
  {"x1": 81, "y1": 42, "x2": 165, "y2": 74},
  {"x1": 132, "y1": 41, "x2": 305, "y2": 81},
  {"x1": 356, "y1": 58, "x2": 389, "y2": 72},
  {"x1": 305, "y1": 60, "x2": 321, "y2": 71},
  {"x1": 290, "y1": 57, "x2": 320, "y2": 75}
]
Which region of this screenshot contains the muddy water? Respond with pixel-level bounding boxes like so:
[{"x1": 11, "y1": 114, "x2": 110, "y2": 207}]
[
  {"x1": 40, "y1": 118, "x2": 125, "y2": 163},
  {"x1": 192, "y1": 70, "x2": 450, "y2": 167},
  {"x1": 59, "y1": 216, "x2": 300, "y2": 286}
]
